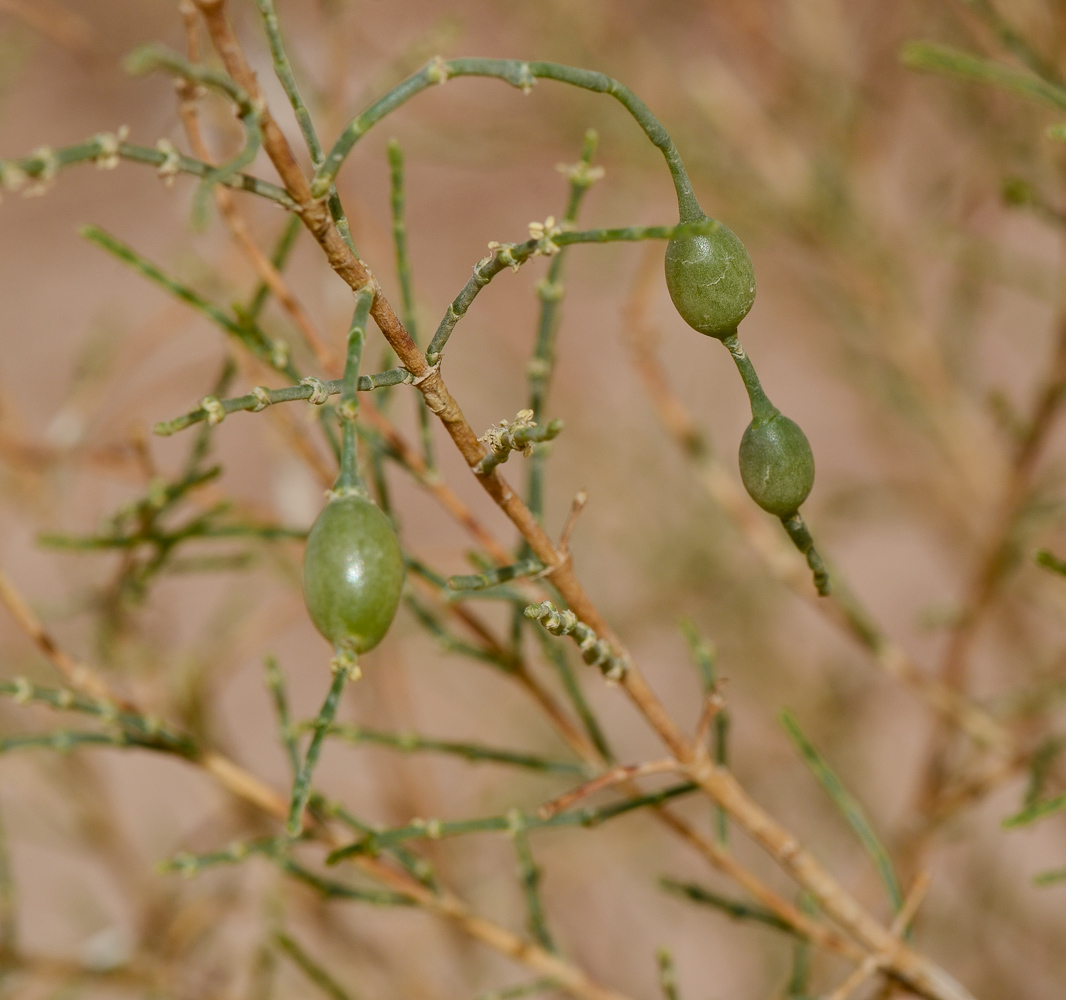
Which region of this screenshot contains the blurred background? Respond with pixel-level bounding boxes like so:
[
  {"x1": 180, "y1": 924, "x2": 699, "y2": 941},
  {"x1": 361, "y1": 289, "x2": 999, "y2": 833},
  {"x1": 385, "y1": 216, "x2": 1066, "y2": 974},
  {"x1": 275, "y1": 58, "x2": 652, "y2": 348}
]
[{"x1": 1, "y1": 0, "x2": 1066, "y2": 997}]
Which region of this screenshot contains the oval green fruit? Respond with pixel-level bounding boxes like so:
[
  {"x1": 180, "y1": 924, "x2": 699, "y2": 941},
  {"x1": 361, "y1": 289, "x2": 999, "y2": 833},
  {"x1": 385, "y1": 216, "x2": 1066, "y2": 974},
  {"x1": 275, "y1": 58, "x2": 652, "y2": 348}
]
[
  {"x1": 738, "y1": 414, "x2": 814, "y2": 517},
  {"x1": 665, "y1": 217, "x2": 756, "y2": 339},
  {"x1": 303, "y1": 494, "x2": 405, "y2": 654}
]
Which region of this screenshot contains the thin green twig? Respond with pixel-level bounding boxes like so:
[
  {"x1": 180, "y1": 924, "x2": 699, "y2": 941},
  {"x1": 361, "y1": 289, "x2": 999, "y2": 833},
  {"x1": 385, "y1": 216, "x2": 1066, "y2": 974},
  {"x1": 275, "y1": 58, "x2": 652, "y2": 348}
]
[
  {"x1": 274, "y1": 931, "x2": 357, "y2": 1000},
  {"x1": 387, "y1": 139, "x2": 436, "y2": 470},
  {"x1": 80, "y1": 225, "x2": 299, "y2": 381},
  {"x1": 247, "y1": 214, "x2": 302, "y2": 321},
  {"x1": 656, "y1": 948, "x2": 679, "y2": 1000},
  {"x1": 425, "y1": 218, "x2": 717, "y2": 365},
  {"x1": 1003, "y1": 790, "x2": 1066, "y2": 827},
  {"x1": 659, "y1": 878, "x2": 796, "y2": 935},
  {"x1": 287, "y1": 669, "x2": 351, "y2": 836},
  {"x1": 0, "y1": 677, "x2": 195, "y2": 755},
  {"x1": 780, "y1": 711, "x2": 903, "y2": 912},
  {"x1": 509, "y1": 810, "x2": 556, "y2": 952},
  {"x1": 312, "y1": 57, "x2": 702, "y2": 223},
  {"x1": 535, "y1": 632, "x2": 614, "y2": 763},
  {"x1": 900, "y1": 40, "x2": 1066, "y2": 110},
  {"x1": 154, "y1": 368, "x2": 411, "y2": 437},
  {"x1": 310, "y1": 721, "x2": 586, "y2": 775},
  {"x1": 326, "y1": 781, "x2": 698, "y2": 862},
  {"x1": 264, "y1": 656, "x2": 300, "y2": 775},
  {"x1": 335, "y1": 287, "x2": 375, "y2": 494},
  {"x1": 0, "y1": 135, "x2": 294, "y2": 207}
]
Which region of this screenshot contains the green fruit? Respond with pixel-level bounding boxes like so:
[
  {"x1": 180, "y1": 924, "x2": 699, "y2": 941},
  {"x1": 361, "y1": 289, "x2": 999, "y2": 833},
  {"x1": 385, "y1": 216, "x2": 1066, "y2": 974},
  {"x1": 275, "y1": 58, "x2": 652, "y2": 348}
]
[
  {"x1": 738, "y1": 414, "x2": 814, "y2": 517},
  {"x1": 303, "y1": 494, "x2": 404, "y2": 654},
  {"x1": 665, "y1": 216, "x2": 756, "y2": 339}
]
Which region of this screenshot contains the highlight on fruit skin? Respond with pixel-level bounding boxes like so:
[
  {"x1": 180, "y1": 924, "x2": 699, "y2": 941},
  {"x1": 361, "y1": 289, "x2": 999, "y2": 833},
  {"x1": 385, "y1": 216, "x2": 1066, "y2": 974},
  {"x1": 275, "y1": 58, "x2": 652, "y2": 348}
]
[
  {"x1": 664, "y1": 215, "x2": 757, "y2": 340},
  {"x1": 302, "y1": 493, "x2": 405, "y2": 655},
  {"x1": 738, "y1": 413, "x2": 815, "y2": 518}
]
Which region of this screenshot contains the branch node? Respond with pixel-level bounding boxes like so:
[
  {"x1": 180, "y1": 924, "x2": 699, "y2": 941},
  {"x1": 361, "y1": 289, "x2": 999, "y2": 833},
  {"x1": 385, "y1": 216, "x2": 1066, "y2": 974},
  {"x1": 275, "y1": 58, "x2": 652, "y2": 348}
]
[{"x1": 300, "y1": 377, "x2": 331, "y2": 405}]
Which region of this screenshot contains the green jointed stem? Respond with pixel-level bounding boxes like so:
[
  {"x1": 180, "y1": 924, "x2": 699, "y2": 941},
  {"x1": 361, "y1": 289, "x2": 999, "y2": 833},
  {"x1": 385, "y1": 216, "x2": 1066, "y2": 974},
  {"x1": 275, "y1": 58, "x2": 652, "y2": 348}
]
[
  {"x1": 426, "y1": 218, "x2": 716, "y2": 364},
  {"x1": 714, "y1": 711, "x2": 730, "y2": 845},
  {"x1": 154, "y1": 369, "x2": 411, "y2": 437},
  {"x1": 536, "y1": 632, "x2": 615, "y2": 762},
  {"x1": 163, "y1": 836, "x2": 286, "y2": 877},
  {"x1": 251, "y1": 1, "x2": 323, "y2": 160},
  {"x1": 315, "y1": 721, "x2": 587, "y2": 774},
  {"x1": 679, "y1": 620, "x2": 729, "y2": 842},
  {"x1": 781, "y1": 513, "x2": 830, "y2": 597},
  {"x1": 0, "y1": 729, "x2": 173, "y2": 755},
  {"x1": 1, "y1": 136, "x2": 294, "y2": 207},
  {"x1": 659, "y1": 879, "x2": 797, "y2": 935},
  {"x1": 526, "y1": 129, "x2": 600, "y2": 518},
  {"x1": 326, "y1": 780, "x2": 699, "y2": 862},
  {"x1": 477, "y1": 980, "x2": 561, "y2": 1000},
  {"x1": 900, "y1": 41, "x2": 1066, "y2": 111},
  {"x1": 335, "y1": 288, "x2": 376, "y2": 494},
  {"x1": 387, "y1": 139, "x2": 436, "y2": 470},
  {"x1": 0, "y1": 802, "x2": 15, "y2": 960},
  {"x1": 123, "y1": 45, "x2": 267, "y2": 225},
  {"x1": 287, "y1": 668, "x2": 350, "y2": 836},
  {"x1": 525, "y1": 601, "x2": 629, "y2": 681},
  {"x1": 310, "y1": 794, "x2": 437, "y2": 888},
  {"x1": 276, "y1": 856, "x2": 414, "y2": 905},
  {"x1": 312, "y1": 57, "x2": 701, "y2": 222},
  {"x1": 1004, "y1": 789, "x2": 1066, "y2": 827},
  {"x1": 447, "y1": 558, "x2": 545, "y2": 591},
  {"x1": 656, "y1": 949, "x2": 679, "y2": 1000},
  {"x1": 81, "y1": 226, "x2": 300, "y2": 383},
  {"x1": 247, "y1": 214, "x2": 302, "y2": 320},
  {"x1": 264, "y1": 656, "x2": 301, "y2": 774},
  {"x1": 405, "y1": 594, "x2": 518, "y2": 670},
  {"x1": 509, "y1": 811, "x2": 557, "y2": 952},
  {"x1": 274, "y1": 931, "x2": 357, "y2": 1000},
  {"x1": 250, "y1": 0, "x2": 357, "y2": 251},
  {"x1": 125, "y1": 44, "x2": 251, "y2": 109},
  {"x1": 780, "y1": 710, "x2": 904, "y2": 913},
  {"x1": 0, "y1": 677, "x2": 195, "y2": 755}
]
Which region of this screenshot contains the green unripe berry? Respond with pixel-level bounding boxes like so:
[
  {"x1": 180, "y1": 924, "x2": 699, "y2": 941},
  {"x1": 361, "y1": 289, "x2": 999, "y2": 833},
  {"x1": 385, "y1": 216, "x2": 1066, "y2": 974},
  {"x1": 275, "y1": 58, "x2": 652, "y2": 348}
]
[
  {"x1": 303, "y1": 493, "x2": 405, "y2": 654},
  {"x1": 665, "y1": 216, "x2": 756, "y2": 339},
  {"x1": 738, "y1": 414, "x2": 814, "y2": 518}
]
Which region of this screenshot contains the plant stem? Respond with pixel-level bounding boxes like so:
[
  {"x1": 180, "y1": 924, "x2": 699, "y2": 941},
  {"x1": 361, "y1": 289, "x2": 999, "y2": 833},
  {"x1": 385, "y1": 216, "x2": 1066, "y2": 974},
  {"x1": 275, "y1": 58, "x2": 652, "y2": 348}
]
[
  {"x1": 312, "y1": 57, "x2": 701, "y2": 221},
  {"x1": 335, "y1": 287, "x2": 376, "y2": 494}
]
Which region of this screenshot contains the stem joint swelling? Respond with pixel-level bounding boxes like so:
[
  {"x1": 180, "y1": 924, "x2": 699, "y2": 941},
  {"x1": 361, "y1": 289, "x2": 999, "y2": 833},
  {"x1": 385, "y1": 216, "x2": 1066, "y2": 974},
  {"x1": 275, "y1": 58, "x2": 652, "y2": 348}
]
[{"x1": 476, "y1": 410, "x2": 564, "y2": 476}]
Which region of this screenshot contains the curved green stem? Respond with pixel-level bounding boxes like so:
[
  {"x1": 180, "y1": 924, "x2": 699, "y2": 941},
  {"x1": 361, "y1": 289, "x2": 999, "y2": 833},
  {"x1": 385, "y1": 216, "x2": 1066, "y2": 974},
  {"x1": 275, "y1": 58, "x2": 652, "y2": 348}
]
[
  {"x1": 722, "y1": 334, "x2": 777, "y2": 425},
  {"x1": 312, "y1": 57, "x2": 701, "y2": 221}
]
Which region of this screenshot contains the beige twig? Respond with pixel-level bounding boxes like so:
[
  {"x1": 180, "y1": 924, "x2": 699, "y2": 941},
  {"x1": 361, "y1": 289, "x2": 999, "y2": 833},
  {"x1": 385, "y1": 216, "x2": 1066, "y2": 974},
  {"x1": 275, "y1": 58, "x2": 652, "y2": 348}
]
[
  {"x1": 693, "y1": 687, "x2": 726, "y2": 749},
  {"x1": 537, "y1": 758, "x2": 678, "y2": 819},
  {"x1": 824, "y1": 872, "x2": 932, "y2": 1000},
  {"x1": 558, "y1": 488, "x2": 588, "y2": 554},
  {"x1": 0, "y1": 566, "x2": 119, "y2": 706}
]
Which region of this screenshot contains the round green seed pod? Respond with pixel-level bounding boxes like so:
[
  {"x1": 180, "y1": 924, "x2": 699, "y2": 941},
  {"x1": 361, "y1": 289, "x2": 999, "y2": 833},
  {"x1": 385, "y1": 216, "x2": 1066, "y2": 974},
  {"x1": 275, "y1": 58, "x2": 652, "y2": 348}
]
[
  {"x1": 664, "y1": 216, "x2": 756, "y2": 339},
  {"x1": 303, "y1": 493, "x2": 405, "y2": 654},
  {"x1": 738, "y1": 414, "x2": 814, "y2": 517}
]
